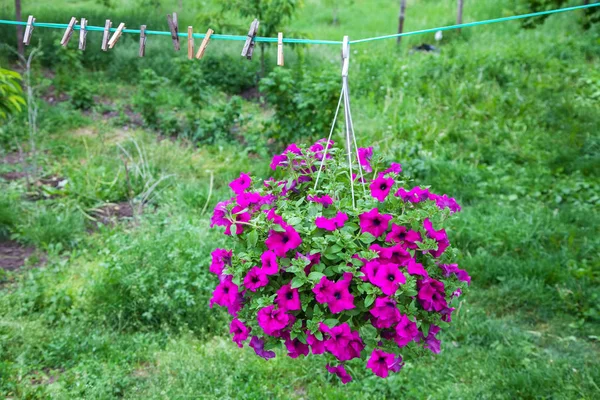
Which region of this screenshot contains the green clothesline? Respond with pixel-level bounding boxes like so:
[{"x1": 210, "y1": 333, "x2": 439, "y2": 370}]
[{"x1": 0, "y1": 3, "x2": 598, "y2": 46}]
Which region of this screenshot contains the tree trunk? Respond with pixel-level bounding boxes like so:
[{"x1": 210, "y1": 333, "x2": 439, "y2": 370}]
[
  {"x1": 15, "y1": 0, "x2": 24, "y2": 56},
  {"x1": 397, "y1": 0, "x2": 407, "y2": 45},
  {"x1": 457, "y1": 0, "x2": 464, "y2": 33},
  {"x1": 260, "y1": 42, "x2": 265, "y2": 78}
]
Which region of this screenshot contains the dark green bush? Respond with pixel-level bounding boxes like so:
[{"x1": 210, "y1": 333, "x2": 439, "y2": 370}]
[
  {"x1": 259, "y1": 67, "x2": 339, "y2": 147},
  {"x1": 188, "y1": 96, "x2": 246, "y2": 144},
  {"x1": 69, "y1": 81, "x2": 96, "y2": 111}
]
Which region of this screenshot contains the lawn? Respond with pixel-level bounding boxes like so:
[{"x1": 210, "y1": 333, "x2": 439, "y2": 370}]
[{"x1": 0, "y1": 0, "x2": 599, "y2": 398}]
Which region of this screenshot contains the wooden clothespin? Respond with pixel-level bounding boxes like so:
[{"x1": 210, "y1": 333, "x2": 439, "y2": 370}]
[
  {"x1": 341, "y1": 35, "x2": 350, "y2": 78},
  {"x1": 195, "y1": 28, "x2": 213, "y2": 60},
  {"x1": 187, "y1": 26, "x2": 194, "y2": 60},
  {"x1": 241, "y1": 19, "x2": 259, "y2": 60},
  {"x1": 108, "y1": 22, "x2": 126, "y2": 49},
  {"x1": 79, "y1": 18, "x2": 88, "y2": 50},
  {"x1": 61, "y1": 17, "x2": 78, "y2": 47},
  {"x1": 101, "y1": 20, "x2": 112, "y2": 51},
  {"x1": 167, "y1": 13, "x2": 180, "y2": 51},
  {"x1": 277, "y1": 32, "x2": 284, "y2": 66},
  {"x1": 139, "y1": 25, "x2": 147, "y2": 57},
  {"x1": 23, "y1": 15, "x2": 35, "y2": 46}
]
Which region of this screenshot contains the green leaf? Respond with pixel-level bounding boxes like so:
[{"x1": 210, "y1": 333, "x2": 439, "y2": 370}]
[
  {"x1": 291, "y1": 277, "x2": 305, "y2": 289},
  {"x1": 323, "y1": 318, "x2": 338, "y2": 327},
  {"x1": 364, "y1": 294, "x2": 375, "y2": 308},
  {"x1": 359, "y1": 233, "x2": 376, "y2": 244},
  {"x1": 247, "y1": 230, "x2": 258, "y2": 248},
  {"x1": 307, "y1": 272, "x2": 326, "y2": 282}
]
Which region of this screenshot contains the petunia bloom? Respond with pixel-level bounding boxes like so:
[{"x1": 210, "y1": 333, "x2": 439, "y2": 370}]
[
  {"x1": 265, "y1": 225, "x2": 302, "y2": 257},
  {"x1": 389, "y1": 355, "x2": 405, "y2": 373},
  {"x1": 395, "y1": 186, "x2": 431, "y2": 203},
  {"x1": 265, "y1": 208, "x2": 285, "y2": 226},
  {"x1": 423, "y1": 218, "x2": 450, "y2": 258},
  {"x1": 257, "y1": 305, "x2": 290, "y2": 336},
  {"x1": 359, "y1": 208, "x2": 393, "y2": 238},
  {"x1": 224, "y1": 205, "x2": 252, "y2": 236},
  {"x1": 418, "y1": 325, "x2": 442, "y2": 354},
  {"x1": 209, "y1": 248, "x2": 232, "y2": 276},
  {"x1": 370, "y1": 297, "x2": 401, "y2": 329},
  {"x1": 385, "y1": 224, "x2": 422, "y2": 249},
  {"x1": 326, "y1": 364, "x2": 352, "y2": 384},
  {"x1": 417, "y1": 278, "x2": 448, "y2": 312},
  {"x1": 249, "y1": 336, "x2": 276, "y2": 360},
  {"x1": 429, "y1": 193, "x2": 461, "y2": 214},
  {"x1": 306, "y1": 332, "x2": 326, "y2": 354},
  {"x1": 326, "y1": 273, "x2": 355, "y2": 314},
  {"x1": 357, "y1": 147, "x2": 374, "y2": 173},
  {"x1": 370, "y1": 176, "x2": 394, "y2": 202},
  {"x1": 230, "y1": 318, "x2": 251, "y2": 348},
  {"x1": 406, "y1": 258, "x2": 429, "y2": 278},
  {"x1": 243, "y1": 267, "x2": 269, "y2": 292},
  {"x1": 439, "y1": 263, "x2": 471, "y2": 285},
  {"x1": 381, "y1": 162, "x2": 402, "y2": 176},
  {"x1": 366, "y1": 349, "x2": 395, "y2": 378},
  {"x1": 297, "y1": 252, "x2": 321, "y2": 275},
  {"x1": 209, "y1": 275, "x2": 242, "y2": 316},
  {"x1": 229, "y1": 172, "x2": 252, "y2": 195},
  {"x1": 371, "y1": 263, "x2": 406, "y2": 296},
  {"x1": 313, "y1": 276, "x2": 334, "y2": 304},
  {"x1": 275, "y1": 283, "x2": 301, "y2": 311},
  {"x1": 320, "y1": 322, "x2": 364, "y2": 361},
  {"x1": 315, "y1": 212, "x2": 348, "y2": 231},
  {"x1": 307, "y1": 194, "x2": 333, "y2": 207},
  {"x1": 374, "y1": 243, "x2": 411, "y2": 266},
  {"x1": 394, "y1": 314, "x2": 419, "y2": 347},
  {"x1": 210, "y1": 199, "x2": 231, "y2": 228},
  {"x1": 260, "y1": 250, "x2": 279, "y2": 276},
  {"x1": 284, "y1": 334, "x2": 310, "y2": 358}
]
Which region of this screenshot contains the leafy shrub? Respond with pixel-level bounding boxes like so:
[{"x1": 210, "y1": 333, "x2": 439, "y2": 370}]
[
  {"x1": 53, "y1": 43, "x2": 83, "y2": 92},
  {"x1": 260, "y1": 68, "x2": 340, "y2": 147},
  {"x1": 134, "y1": 69, "x2": 164, "y2": 129},
  {"x1": 69, "y1": 81, "x2": 96, "y2": 111},
  {"x1": 86, "y1": 213, "x2": 228, "y2": 335},
  {"x1": 188, "y1": 96, "x2": 246, "y2": 144},
  {"x1": 201, "y1": 52, "x2": 259, "y2": 94},
  {"x1": 208, "y1": 140, "x2": 468, "y2": 383}
]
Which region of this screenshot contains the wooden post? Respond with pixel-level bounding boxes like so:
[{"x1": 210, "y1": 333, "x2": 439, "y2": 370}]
[
  {"x1": 15, "y1": 0, "x2": 24, "y2": 56},
  {"x1": 397, "y1": 0, "x2": 407, "y2": 45},
  {"x1": 457, "y1": 0, "x2": 464, "y2": 33}
]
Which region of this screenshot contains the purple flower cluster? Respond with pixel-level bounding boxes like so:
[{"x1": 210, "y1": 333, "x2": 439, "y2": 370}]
[{"x1": 208, "y1": 141, "x2": 468, "y2": 383}]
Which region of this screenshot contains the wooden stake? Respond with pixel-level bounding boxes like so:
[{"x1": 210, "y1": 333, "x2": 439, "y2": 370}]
[
  {"x1": 457, "y1": 0, "x2": 464, "y2": 33},
  {"x1": 397, "y1": 0, "x2": 407, "y2": 45},
  {"x1": 108, "y1": 22, "x2": 126, "y2": 49},
  {"x1": 277, "y1": 32, "x2": 284, "y2": 66},
  {"x1": 187, "y1": 26, "x2": 194, "y2": 60},
  {"x1": 195, "y1": 28, "x2": 214, "y2": 59},
  {"x1": 139, "y1": 25, "x2": 147, "y2": 57},
  {"x1": 167, "y1": 13, "x2": 180, "y2": 51},
  {"x1": 60, "y1": 17, "x2": 78, "y2": 47},
  {"x1": 79, "y1": 18, "x2": 88, "y2": 50},
  {"x1": 23, "y1": 15, "x2": 35, "y2": 46},
  {"x1": 101, "y1": 20, "x2": 112, "y2": 51}
]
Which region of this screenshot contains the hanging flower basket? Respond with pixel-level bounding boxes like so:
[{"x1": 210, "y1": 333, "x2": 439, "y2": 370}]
[{"x1": 209, "y1": 140, "x2": 469, "y2": 383}]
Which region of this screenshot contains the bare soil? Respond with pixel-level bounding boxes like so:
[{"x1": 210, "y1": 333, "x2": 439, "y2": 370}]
[
  {"x1": 92, "y1": 202, "x2": 134, "y2": 225},
  {"x1": 0, "y1": 240, "x2": 45, "y2": 271},
  {"x1": 1, "y1": 171, "x2": 28, "y2": 181}
]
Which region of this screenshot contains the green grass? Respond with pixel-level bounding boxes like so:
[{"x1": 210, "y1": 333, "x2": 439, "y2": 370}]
[{"x1": 1, "y1": 0, "x2": 599, "y2": 398}]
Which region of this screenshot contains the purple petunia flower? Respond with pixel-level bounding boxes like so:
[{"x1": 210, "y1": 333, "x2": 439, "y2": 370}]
[
  {"x1": 260, "y1": 250, "x2": 279, "y2": 276},
  {"x1": 224, "y1": 205, "x2": 252, "y2": 236},
  {"x1": 359, "y1": 208, "x2": 392, "y2": 238},
  {"x1": 243, "y1": 267, "x2": 269, "y2": 292},
  {"x1": 257, "y1": 305, "x2": 290, "y2": 336},
  {"x1": 309, "y1": 139, "x2": 335, "y2": 161},
  {"x1": 381, "y1": 162, "x2": 402, "y2": 176},
  {"x1": 209, "y1": 248, "x2": 232, "y2": 276},
  {"x1": 371, "y1": 263, "x2": 406, "y2": 296},
  {"x1": 275, "y1": 283, "x2": 301, "y2": 311},
  {"x1": 320, "y1": 322, "x2": 364, "y2": 362},
  {"x1": 307, "y1": 194, "x2": 333, "y2": 207},
  {"x1": 210, "y1": 199, "x2": 231, "y2": 228},
  {"x1": 389, "y1": 355, "x2": 405, "y2": 373},
  {"x1": 265, "y1": 208, "x2": 285, "y2": 226},
  {"x1": 385, "y1": 223, "x2": 422, "y2": 249},
  {"x1": 306, "y1": 332, "x2": 326, "y2": 354},
  {"x1": 249, "y1": 336, "x2": 276, "y2": 360},
  {"x1": 394, "y1": 314, "x2": 419, "y2": 347},
  {"x1": 417, "y1": 277, "x2": 448, "y2": 312},
  {"x1": 418, "y1": 325, "x2": 441, "y2": 354},
  {"x1": 423, "y1": 218, "x2": 450, "y2": 258},
  {"x1": 406, "y1": 258, "x2": 429, "y2": 278},
  {"x1": 296, "y1": 252, "x2": 321, "y2": 275},
  {"x1": 326, "y1": 364, "x2": 352, "y2": 384},
  {"x1": 357, "y1": 147, "x2": 374, "y2": 173},
  {"x1": 315, "y1": 212, "x2": 348, "y2": 231},
  {"x1": 373, "y1": 243, "x2": 412, "y2": 266},
  {"x1": 439, "y1": 263, "x2": 471, "y2": 285},
  {"x1": 369, "y1": 297, "x2": 401, "y2": 329},
  {"x1": 230, "y1": 318, "x2": 251, "y2": 348},
  {"x1": 429, "y1": 193, "x2": 461, "y2": 214},
  {"x1": 209, "y1": 275, "x2": 242, "y2": 316},
  {"x1": 265, "y1": 225, "x2": 302, "y2": 257},
  {"x1": 229, "y1": 172, "x2": 252, "y2": 195},
  {"x1": 284, "y1": 334, "x2": 310, "y2": 358},
  {"x1": 395, "y1": 186, "x2": 431, "y2": 203},
  {"x1": 369, "y1": 176, "x2": 395, "y2": 202},
  {"x1": 366, "y1": 349, "x2": 395, "y2": 378}
]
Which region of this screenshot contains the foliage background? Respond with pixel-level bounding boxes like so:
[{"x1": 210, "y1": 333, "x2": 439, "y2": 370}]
[{"x1": 0, "y1": 0, "x2": 598, "y2": 398}]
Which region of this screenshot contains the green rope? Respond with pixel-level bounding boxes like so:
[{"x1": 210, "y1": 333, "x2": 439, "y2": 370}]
[{"x1": 0, "y1": 3, "x2": 598, "y2": 46}]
